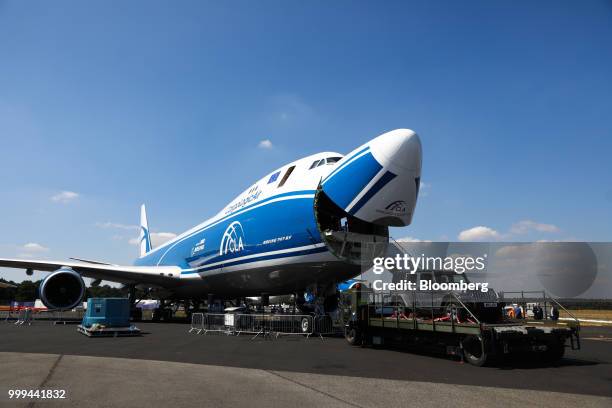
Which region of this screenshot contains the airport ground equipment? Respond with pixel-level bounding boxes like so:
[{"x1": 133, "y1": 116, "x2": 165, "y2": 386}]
[
  {"x1": 341, "y1": 287, "x2": 580, "y2": 366},
  {"x1": 77, "y1": 325, "x2": 141, "y2": 337},
  {"x1": 78, "y1": 298, "x2": 140, "y2": 337}
]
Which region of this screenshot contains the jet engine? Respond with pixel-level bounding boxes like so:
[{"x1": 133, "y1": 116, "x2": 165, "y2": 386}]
[{"x1": 39, "y1": 267, "x2": 85, "y2": 310}]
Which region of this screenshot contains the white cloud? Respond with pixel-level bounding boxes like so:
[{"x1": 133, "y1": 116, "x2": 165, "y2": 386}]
[
  {"x1": 395, "y1": 236, "x2": 432, "y2": 242},
  {"x1": 18, "y1": 242, "x2": 50, "y2": 258},
  {"x1": 95, "y1": 222, "x2": 138, "y2": 231},
  {"x1": 458, "y1": 220, "x2": 562, "y2": 242},
  {"x1": 510, "y1": 220, "x2": 560, "y2": 235},
  {"x1": 21, "y1": 242, "x2": 49, "y2": 252},
  {"x1": 495, "y1": 244, "x2": 531, "y2": 258},
  {"x1": 51, "y1": 191, "x2": 79, "y2": 203},
  {"x1": 458, "y1": 226, "x2": 501, "y2": 242},
  {"x1": 258, "y1": 139, "x2": 273, "y2": 149},
  {"x1": 129, "y1": 232, "x2": 177, "y2": 247}
]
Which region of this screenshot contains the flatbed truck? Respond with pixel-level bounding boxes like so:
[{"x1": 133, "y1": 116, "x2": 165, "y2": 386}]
[{"x1": 341, "y1": 286, "x2": 580, "y2": 366}]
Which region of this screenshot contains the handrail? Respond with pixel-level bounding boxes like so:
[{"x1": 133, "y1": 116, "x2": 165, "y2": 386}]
[
  {"x1": 450, "y1": 292, "x2": 481, "y2": 325},
  {"x1": 500, "y1": 290, "x2": 579, "y2": 326},
  {"x1": 389, "y1": 237, "x2": 413, "y2": 258},
  {"x1": 548, "y1": 296, "x2": 579, "y2": 325}
]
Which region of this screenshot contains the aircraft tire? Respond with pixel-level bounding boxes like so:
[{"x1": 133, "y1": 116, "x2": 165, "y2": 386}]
[{"x1": 345, "y1": 326, "x2": 361, "y2": 346}]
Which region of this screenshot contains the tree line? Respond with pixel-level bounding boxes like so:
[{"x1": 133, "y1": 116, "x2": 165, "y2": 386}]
[{"x1": 0, "y1": 278, "x2": 126, "y2": 304}]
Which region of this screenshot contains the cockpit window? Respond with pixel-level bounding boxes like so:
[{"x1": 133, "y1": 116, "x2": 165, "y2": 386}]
[
  {"x1": 309, "y1": 157, "x2": 341, "y2": 169},
  {"x1": 278, "y1": 165, "x2": 295, "y2": 187}
]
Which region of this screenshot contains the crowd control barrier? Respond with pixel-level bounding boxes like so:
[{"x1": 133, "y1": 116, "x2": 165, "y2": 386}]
[
  {"x1": 14, "y1": 309, "x2": 34, "y2": 326},
  {"x1": 188, "y1": 312, "x2": 204, "y2": 334},
  {"x1": 1, "y1": 308, "x2": 86, "y2": 324},
  {"x1": 313, "y1": 315, "x2": 335, "y2": 337},
  {"x1": 188, "y1": 313, "x2": 331, "y2": 339},
  {"x1": 203, "y1": 313, "x2": 235, "y2": 335}
]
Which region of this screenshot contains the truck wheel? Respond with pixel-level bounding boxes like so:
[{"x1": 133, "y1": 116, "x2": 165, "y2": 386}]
[
  {"x1": 543, "y1": 340, "x2": 565, "y2": 363},
  {"x1": 345, "y1": 327, "x2": 361, "y2": 346},
  {"x1": 462, "y1": 335, "x2": 489, "y2": 367}
]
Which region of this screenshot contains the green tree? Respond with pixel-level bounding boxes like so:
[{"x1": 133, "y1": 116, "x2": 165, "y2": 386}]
[
  {"x1": 0, "y1": 278, "x2": 18, "y2": 304},
  {"x1": 14, "y1": 280, "x2": 39, "y2": 302}
]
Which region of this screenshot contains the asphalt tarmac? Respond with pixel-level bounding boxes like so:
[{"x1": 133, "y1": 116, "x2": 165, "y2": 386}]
[{"x1": 1, "y1": 322, "x2": 611, "y2": 407}]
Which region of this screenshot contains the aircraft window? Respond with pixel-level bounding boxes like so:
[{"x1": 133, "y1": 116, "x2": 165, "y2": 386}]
[
  {"x1": 309, "y1": 160, "x2": 320, "y2": 169},
  {"x1": 326, "y1": 157, "x2": 341, "y2": 164},
  {"x1": 278, "y1": 165, "x2": 295, "y2": 187},
  {"x1": 317, "y1": 159, "x2": 326, "y2": 167}
]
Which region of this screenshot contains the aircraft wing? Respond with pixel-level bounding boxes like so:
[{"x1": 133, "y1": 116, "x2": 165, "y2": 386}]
[{"x1": 0, "y1": 258, "x2": 182, "y2": 287}]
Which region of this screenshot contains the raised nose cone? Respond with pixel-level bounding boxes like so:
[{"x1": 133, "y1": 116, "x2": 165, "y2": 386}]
[
  {"x1": 370, "y1": 128, "x2": 422, "y2": 173},
  {"x1": 320, "y1": 129, "x2": 423, "y2": 227}
]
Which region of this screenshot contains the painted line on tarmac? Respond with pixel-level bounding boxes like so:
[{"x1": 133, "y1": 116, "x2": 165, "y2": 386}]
[
  {"x1": 582, "y1": 337, "x2": 612, "y2": 342},
  {"x1": 560, "y1": 318, "x2": 612, "y2": 324}
]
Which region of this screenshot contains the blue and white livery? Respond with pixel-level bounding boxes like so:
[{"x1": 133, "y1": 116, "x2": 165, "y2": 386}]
[{"x1": 0, "y1": 129, "x2": 422, "y2": 309}]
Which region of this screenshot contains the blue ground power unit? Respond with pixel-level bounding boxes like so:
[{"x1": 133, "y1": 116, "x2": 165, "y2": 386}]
[{"x1": 81, "y1": 298, "x2": 131, "y2": 328}]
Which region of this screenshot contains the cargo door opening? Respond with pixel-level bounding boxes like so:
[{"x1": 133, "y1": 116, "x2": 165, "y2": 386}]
[{"x1": 314, "y1": 189, "x2": 389, "y2": 265}]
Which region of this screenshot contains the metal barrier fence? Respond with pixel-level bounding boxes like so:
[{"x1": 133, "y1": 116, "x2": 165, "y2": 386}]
[
  {"x1": 1, "y1": 309, "x2": 15, "y2": 322},
  {"x1": 188, "y1": 313, "x2": 333, "y2": 339},
  {"x1": 188, "y1": 312, "x2": 204, "y2": 334},
  {"x1": 233, "y1": 314, "x2": 268, "y2": 337},
  {"x1": 203, "y1": 313, "x2": 235, "y2": 335},
  {"x1": 1, "y1": 308, "x2": 85, "y2": 325},
  {"x1": 313, "y1": 315, "x2": 335, "y2": 337},
  {"x1": 14, "y1": 309, "x2": 34, "y2": 325},
  {"x1": 267, "y1": 314, "x2": 313, "y2": 339}
]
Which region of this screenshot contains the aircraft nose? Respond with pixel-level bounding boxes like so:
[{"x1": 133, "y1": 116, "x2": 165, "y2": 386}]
[
  {"x1": 319, "y1": 128, "x2": 423, "y2": 227},
  {"x1": 370, "y1": 128, "x2": 422, "y2": 173}
]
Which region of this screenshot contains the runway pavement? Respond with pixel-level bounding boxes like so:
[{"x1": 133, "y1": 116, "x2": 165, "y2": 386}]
[{"x1": 1, "y1": 323, "x2": 611, "y2": 407}]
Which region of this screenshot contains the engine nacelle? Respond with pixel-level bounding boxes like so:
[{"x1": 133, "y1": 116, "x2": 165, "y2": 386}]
[{"x1": 39, "y1": 267, "x2": 85, "y2": 310}]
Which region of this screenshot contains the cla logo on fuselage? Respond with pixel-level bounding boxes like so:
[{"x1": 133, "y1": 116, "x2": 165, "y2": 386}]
[
  {"x1": 385, "y1": 200, "x2": 407, "y2": 213},
  {"x1": 220, "y1": 221, "x2": 246, "y2": 256}
]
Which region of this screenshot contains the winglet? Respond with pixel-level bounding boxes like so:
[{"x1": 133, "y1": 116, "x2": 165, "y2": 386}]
[{"x1": 139, "y1": 204, "x2": 152, "y2": 257}]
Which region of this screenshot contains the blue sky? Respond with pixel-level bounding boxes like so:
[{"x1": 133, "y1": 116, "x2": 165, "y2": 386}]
[{"x1": 1, "y1": 1, "x2": 611, "y2": 282}]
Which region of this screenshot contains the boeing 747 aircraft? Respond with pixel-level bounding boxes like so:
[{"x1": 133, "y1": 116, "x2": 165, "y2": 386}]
[{"x1": 0, "y1": 129, "x2": 422, "y2": 311}]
